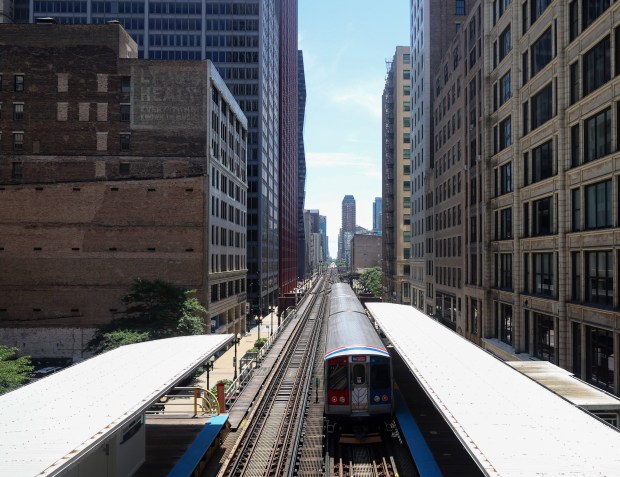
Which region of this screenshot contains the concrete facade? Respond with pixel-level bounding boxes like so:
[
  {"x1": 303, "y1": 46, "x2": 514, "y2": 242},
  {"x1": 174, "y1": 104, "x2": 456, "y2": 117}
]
[{"x1": 0, "y1": 24, "x2": 248, "y2": 358}]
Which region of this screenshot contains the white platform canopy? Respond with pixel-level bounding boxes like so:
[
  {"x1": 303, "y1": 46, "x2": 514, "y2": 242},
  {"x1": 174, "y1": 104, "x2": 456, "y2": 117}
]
[
  {"x1": 366, "y1": 303, "x2": 620, "y2": 477},
  {"x1": 0, "y1": 334, "x2": 232, "y2": 476}
]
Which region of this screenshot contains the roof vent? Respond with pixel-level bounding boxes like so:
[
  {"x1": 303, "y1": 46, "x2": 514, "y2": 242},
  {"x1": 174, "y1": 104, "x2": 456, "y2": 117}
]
[{"x1": 35, "y1": 17, "x2": 57, "y2": 24}]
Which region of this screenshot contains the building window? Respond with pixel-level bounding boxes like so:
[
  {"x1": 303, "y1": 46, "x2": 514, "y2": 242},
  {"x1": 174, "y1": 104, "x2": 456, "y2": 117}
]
[
  {"x1": 534, "y1": 312, "x2": 555, "y2": 362},
  {"x1": 500, "y1": 207, "x2": 512, "y2": 240},
  {"x1": 403, "y1": 53, "x2": 410, "y2": 64},
  {"x1": 531, "y1": 83, "x2": 553, "y2": 130},
  {"x1": 584, "y1": 108, "x2": 611, "y2": 163},
  {"x1": 11, "y1": 162, "x2": 22, "y2": 179},
  {"x1": 570, "y1": 62, "x2": 579, "y2": 104},
  {"x1": 499, "y1": 116, "x2": 512, "y2": 150},
  {"x1": 533, "y1": 196, "x2": 553, "y2": 236},
  {"x1": 572, "y1": 252, "x2": 582, "y2": 302},
  {"x1": 572, "y1": 188, "x2": 581, "y2": 231},
  {"x1": 499, "y1": 302, "x2": 513, "y2": 345},
  {"x1": 13, "y1": 103, "x2": 23, "y2": 121},
  {"x1": 120, "y1": 134, "x2": 131, "y2": 151},
  {"x1": 571, "y1": 124, "x2": 580, "y2": 167},
  {"x1": 500, "y1": 162, "x2": 512, "y2": 194},
  {"x1": 530, "y1": 0, "x2": 551, "y2": 24},
  {"x1": 534, "y1": 253, "x2": 553, "y2": 296},
  {"x1": 532, "y1": 140, "x2": 553, "y2": 183},
  {"x1": 531, "y1": 28, "x2": 553, "y2": 77},
  {"x1": 119, "y1": 162, "x2": 130, "y2": 175},
  {"x1": 586, "y1": 326, "x2": 614, "y2": 393},
  {"x1": 522, "y1": 51, "x2": 529, "y2": 84},
  {"x1": 121, "y1": 76, "x2": 131, "y2": 93},
  {"x1": 583, "y1": 36, "x2": 610, "y2": 97},
  {"x1": 569, "y1": 0, "x2": 579, "y2": 41},
  {"x1": 582, "y1": 0, "x2": 611, "y2": 32},
  {"x1": 120, "y1": 104, "x2": 130, "y2": 122},
  {"x1": 585, "y1": 180, "x2": 612, "y2": 229},
  {"x1": 403, "y1": 101, "x2": 410, "y2": 112},
  {"x1": 499, "y1": 26, "x2": 511, "y2": 62},
  {"x1": 500, "y1": 70, "x2": 511, "y2": 105},
  {"x1": 500, "y1": 254, "x2": 512, "y2": 289},
  {"x1": 13, "y1": 132, "x2": 23, "y2": 151},
  {"x1": 586, "y1": 251, "x2": 613, "y2": 306},
  {"x1": 14, "y1": 75, "x2": 24, "y2": 92},
  {"x1": 455, "y1": 0, "x2": 465, "y2": 15}
]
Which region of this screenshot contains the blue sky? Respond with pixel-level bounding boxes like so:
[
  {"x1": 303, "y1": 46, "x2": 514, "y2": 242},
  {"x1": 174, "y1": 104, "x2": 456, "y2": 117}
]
[{"x1": 298, "y1": 1, "x2": 410, "y2": 258}]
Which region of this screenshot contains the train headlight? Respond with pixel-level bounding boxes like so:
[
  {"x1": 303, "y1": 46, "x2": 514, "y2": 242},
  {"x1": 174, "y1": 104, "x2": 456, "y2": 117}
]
[
  {"x1": 382, "y1": 395, "x2": 389, "y2": 402},
  {"x1": 374, "y1": 395, "x2": 380, "y2": 402},
  {"x1": 330, "y1": 396, "x2": 338, "y2": 404},
  {"x1": 339, "y1": 396, "x2": 346, "y2": 403}
]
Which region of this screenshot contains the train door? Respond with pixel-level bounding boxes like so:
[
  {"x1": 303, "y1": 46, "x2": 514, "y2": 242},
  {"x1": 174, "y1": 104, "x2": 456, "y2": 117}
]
[{"x1": 350, "y1": 358, "x2": 369, "y2": 413}]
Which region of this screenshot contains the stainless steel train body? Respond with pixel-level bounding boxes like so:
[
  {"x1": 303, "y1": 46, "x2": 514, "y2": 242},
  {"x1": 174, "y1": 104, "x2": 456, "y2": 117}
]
[{"x1": 324, "y1": 283, "x2": 393, "y2": 418}]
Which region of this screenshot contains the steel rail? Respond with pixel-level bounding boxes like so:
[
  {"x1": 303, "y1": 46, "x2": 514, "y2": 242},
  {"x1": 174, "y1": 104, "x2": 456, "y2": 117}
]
[{"x1": 219, "y1": 273, "x2": 333, "y2": 477}]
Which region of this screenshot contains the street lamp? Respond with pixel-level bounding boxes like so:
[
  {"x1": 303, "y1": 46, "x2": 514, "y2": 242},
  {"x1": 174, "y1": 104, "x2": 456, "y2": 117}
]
[
  {"x1": 269, "y1": 305, "x2": 274, "y2": 337},
  {"x1": 205, "y1": 355, "x2": 215, "y2": 390},
  {"x1": 233, "y1": 333, "x2": 241, "y2": 381},
  {"x1": 256, "y1": 315, "x2": 263, "y2": 343}
]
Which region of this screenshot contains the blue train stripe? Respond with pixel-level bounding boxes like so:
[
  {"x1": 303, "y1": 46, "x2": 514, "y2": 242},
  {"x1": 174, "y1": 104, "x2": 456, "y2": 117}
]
[
  {"x1": 395, "y1": 389, "x2": 443, "y2": 477},
  {"x1": 324, "y1": 345, "x2": 390, "y2": 360}
]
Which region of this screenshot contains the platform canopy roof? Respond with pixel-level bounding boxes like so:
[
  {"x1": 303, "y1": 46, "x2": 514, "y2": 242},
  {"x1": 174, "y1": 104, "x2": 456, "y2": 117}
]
[
  {"x1": 367, "y1": 303, "x2": 620, "y2": 477},
  {"x1": 0, "y1": 334, "x2": 232, "y2": 476}
]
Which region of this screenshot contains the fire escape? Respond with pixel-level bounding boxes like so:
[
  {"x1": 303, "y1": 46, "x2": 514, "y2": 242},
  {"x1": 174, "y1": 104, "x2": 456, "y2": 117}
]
[{"x1": 382, "y1": 62, "x2": 396, "y2": 297}]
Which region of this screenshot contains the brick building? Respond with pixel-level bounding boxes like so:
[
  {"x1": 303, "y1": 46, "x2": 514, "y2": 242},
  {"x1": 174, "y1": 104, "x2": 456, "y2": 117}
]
[
  {"x1": 0, "y1": 23, "x2": 248, "y2": 358},
  {"x1": 351, "y1": 234, "x2": 382, "y2": 273}
]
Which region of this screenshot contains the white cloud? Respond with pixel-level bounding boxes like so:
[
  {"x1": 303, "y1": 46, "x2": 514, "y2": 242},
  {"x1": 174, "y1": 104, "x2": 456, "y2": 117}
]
[{"x1": 330, "y1": 80, "x2": 384, "y2": 118}]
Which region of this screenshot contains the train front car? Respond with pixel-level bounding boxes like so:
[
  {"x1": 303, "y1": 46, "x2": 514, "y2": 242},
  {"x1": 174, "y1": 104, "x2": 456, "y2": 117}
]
[{"x1": 324, "y1": 284, "x2": 393, "y2": 420}]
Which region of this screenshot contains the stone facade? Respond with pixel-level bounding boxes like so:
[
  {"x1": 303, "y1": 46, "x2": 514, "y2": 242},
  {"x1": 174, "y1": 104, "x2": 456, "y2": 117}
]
[{"x1": 351, "y1": 234, "x2": 382, "y2": 272}]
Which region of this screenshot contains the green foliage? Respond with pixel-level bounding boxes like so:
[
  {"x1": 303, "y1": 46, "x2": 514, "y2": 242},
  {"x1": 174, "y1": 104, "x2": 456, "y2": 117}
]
[
  {"x1": 358, "y1": 267, "x2": 383, "y2": 297},
  {"x1": 0, "y1": 346, "x2": 33, "y2": 395},
  {"x1": 254, "y1": 338, "x2": 267, "y2": 349},
  {"x1": 88, "y1": 279, "x2": 207, "y2": 354},
  {"x1": 211, "y1": 378, "x2": 233, "y2": 395}
]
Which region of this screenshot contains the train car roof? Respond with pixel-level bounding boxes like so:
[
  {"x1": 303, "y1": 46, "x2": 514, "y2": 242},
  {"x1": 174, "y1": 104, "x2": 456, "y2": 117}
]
[
  {"x1": 325, "y1": 284, "x2": 388, "y2": 360},
  {"x1": 367, "y1": 303, "x2": 620, "y2": 477}
]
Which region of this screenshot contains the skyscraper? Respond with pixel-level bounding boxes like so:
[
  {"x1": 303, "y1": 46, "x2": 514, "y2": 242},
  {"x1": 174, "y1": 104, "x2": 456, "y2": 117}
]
[
  {"x1": 340, "y1": 195, "x2": 356, "y2": 267},
  {"x1": 373, "y1": 197, "x2": 382, "y2": 233},
  {"x1": 30, "y1": 0, "x2": 298, "y2": 314},
  {"x1": 277, "y1": 0, "x2": 298, "y2": 300},
  {"x1": 297, "y1": 50, "x2": 307, "y2": 282}
]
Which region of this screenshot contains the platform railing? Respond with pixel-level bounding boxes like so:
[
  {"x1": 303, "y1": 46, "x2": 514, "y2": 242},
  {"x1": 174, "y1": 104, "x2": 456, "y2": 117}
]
[{"x1": 146, "y1": 386, "x2": 219, "y2": 417}]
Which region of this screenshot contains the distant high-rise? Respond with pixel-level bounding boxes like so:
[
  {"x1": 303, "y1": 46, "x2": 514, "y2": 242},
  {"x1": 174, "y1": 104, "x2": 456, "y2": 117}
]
[
  {"x1": 340, "y1": 195, "x2": 356, "y2": 267},
  {"x1": 342, "y1": 195, "x2": 356, "y2": 233},
  {"x1": 319, "y1": 215, "x2": 328, "y2": 260},
  {"x1": 373, "y1": 197, "x2": 382, "y2": 233}
]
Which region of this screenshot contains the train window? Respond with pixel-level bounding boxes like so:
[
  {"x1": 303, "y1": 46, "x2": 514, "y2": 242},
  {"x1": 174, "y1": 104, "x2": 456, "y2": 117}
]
[
  {"x1": 371, "y1": 364, "x2": 390, "y2": 389},
  {"x1": 328, "y1": 364, "x2": 348, "y2": 390},
  {"x1": 352, "y1": 364, "x2": 366, "y2": 385}
]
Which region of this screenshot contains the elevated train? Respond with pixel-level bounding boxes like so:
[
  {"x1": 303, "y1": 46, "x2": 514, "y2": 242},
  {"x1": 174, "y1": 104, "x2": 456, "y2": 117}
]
[{"x1": 324, "y1": 283, "x2": 393, "y2": 420}]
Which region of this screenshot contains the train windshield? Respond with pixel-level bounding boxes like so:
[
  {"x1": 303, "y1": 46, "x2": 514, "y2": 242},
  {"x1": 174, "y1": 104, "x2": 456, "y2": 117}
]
[
  {"x1": 352, "y1": 364, "x2": 366, "y2": 385},
  {"x1": 370, "y1": 363, "x2": 390, "y2": 388},
  {"x1": 327, "y1": 363, "x2": 348, "y2": 390}
]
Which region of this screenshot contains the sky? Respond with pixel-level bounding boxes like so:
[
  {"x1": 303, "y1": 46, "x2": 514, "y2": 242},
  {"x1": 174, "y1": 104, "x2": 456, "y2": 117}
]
[{"x1": 298, "y1": 1, "x2": 410, "y2": 259}]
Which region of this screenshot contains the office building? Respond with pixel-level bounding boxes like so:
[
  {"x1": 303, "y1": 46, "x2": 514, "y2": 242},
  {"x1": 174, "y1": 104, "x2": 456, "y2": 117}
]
[
  {"x1": 372, "y1": 197, "x2": 382, "y2": 233},
  {"x1": 409, "y1": 0, "x2": 473, "y2": 310},
  {"x1": 0, "y1": 23, "x2": 248, "y2": 357},
  {"x1": 297, "y1": 50, "x2": 307, "y2": 283},
  {"x1": 382, "y1": 47, "x2": 412, "y2": 304},
  {"x1": 30, "y1": 0, "x2": 293, "y2": 319},
  {"x1": 278, "y1": 0, "x2": 298, "y2": 300}
]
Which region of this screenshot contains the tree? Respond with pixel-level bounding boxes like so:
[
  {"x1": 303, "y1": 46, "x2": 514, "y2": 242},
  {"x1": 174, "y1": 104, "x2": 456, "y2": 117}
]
[
  {"x1": 88, "y1": 279, "x2": 207, "y2": 354},
  {"x1": 358, "y1": 267, "x2": 383, "y2": 297},
  {"x1": 0, "y1": 346, "x2": 33, "y2": 394}
]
